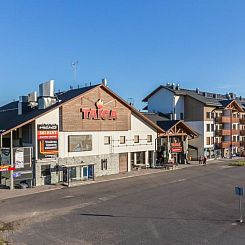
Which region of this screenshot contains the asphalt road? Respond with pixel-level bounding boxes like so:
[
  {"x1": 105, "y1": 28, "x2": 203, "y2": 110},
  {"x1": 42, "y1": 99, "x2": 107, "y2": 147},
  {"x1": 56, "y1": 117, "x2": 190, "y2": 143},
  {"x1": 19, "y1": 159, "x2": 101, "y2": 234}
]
[{"x1": 1, "y1": 161, "x2": 245, "y2": 245}]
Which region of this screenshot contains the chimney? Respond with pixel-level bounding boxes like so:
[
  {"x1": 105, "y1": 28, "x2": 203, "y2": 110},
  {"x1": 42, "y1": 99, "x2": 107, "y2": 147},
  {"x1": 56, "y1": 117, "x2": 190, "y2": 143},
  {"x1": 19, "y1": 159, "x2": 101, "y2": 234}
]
[
  {"x1": 28, "y1": 91, "x2": 38, "y2": 108},
  {"x1": 102, "y1": 78, "x2": 107, "y2": 87},
  {"x1": 171, "y1": 83, "x2": 175, "y2": 89},
  {"x1": 38, "y1": 80, "x2": 57, "y2": 110},
  {"x1": 196, "y1": 88, "x2": 199, "y2": 94},
  {"x1": 18, "y1": 96, "x2": 29, "y2": 115},
  {"x1": 176, "y1": 84, "x2": 180, "y2": 90}
]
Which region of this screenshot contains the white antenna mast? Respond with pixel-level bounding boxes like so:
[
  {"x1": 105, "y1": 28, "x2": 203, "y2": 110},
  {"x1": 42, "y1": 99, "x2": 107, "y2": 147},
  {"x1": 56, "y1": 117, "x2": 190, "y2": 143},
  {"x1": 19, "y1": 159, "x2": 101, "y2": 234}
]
[{"x1": 71, "y1": 61, "x2": 78, "y2": 84}]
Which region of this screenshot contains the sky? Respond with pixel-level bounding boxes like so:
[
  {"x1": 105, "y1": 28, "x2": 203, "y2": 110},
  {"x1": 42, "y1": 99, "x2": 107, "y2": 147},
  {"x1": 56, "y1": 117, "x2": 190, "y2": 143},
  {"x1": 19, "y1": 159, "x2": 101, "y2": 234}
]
[{"x1": 1, "y1": 0, "x2": 245, "y2": 109}]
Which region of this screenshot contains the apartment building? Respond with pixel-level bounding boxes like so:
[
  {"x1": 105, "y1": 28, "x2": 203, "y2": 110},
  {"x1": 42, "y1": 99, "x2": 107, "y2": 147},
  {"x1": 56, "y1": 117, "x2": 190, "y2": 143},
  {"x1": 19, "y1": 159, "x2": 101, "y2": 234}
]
[{"x1": 143, "y1": 83, "x2": 245, "y2": 159}]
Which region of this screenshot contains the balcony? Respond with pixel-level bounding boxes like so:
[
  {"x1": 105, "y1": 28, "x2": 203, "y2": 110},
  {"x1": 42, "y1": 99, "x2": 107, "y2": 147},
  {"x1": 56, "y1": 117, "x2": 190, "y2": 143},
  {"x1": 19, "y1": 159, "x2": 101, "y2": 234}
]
[
  {"x1": 240, "y1": 118, "x2": 245, "y2": 124},
  {"x1": 240, "y1": 130, "x2": 245, "y2": 136},
  {"x1": 215, "y1": 129, "x2": 240, "y2": 136},
  {"x1": 216, "y1": 116, "x2": 240, "y2": 123},
  {"x1": 220, "y1": 141, "x2": 240, "y2": 148}
]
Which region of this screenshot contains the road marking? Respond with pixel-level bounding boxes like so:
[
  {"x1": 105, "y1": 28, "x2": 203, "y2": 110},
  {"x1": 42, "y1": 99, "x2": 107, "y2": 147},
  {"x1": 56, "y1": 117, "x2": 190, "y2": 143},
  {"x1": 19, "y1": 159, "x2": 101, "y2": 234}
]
[
  {"x1": 169, "y1": 178, "x2": 187, "y2": 184},
  {"x1": 63, "y1": 195, "x2": 74, "y2": 199}
]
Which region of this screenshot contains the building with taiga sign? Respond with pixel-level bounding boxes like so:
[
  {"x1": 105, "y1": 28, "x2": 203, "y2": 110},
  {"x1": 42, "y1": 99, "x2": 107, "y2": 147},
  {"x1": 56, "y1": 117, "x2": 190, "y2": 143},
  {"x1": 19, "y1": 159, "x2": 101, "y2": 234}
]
[
  {"x1": 0, "y1": 80, "x2": 163, "y2": 188},
  {"x1": 0, "y1": 80, "x2": 199, "y2": 188}
]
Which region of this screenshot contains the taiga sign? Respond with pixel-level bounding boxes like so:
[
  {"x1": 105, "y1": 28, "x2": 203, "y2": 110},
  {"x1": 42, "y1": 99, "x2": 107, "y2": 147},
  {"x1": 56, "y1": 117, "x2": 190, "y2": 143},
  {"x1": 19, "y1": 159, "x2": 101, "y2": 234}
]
[{"x1": 80, "y1": 99, "x2": 117, "y2": 120}]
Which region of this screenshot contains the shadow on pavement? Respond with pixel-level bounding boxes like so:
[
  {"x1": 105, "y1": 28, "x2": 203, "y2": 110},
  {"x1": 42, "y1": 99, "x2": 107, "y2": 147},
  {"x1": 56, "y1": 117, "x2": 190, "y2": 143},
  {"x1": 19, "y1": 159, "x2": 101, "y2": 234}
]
[{"x1": 79, "y1": 213, "x2": 234, "y2": 223}]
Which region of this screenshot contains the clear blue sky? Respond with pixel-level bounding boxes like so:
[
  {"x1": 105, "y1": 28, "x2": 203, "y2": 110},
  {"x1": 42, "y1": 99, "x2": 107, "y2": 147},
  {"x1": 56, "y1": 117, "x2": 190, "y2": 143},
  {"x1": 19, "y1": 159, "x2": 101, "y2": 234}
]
[{"x1": 1, "y1": 0, "x2": 245, "y2": 109}]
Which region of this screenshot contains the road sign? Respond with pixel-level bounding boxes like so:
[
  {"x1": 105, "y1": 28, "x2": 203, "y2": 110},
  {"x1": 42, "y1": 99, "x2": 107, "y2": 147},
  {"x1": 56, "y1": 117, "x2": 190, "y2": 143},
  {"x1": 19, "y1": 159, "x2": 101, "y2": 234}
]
[
  {"x1": 235, "y1": 186, "x2": 243, "y2": 223},
  {"x1": 235, "y1": 187, "x2": 244, "y2": 196}
]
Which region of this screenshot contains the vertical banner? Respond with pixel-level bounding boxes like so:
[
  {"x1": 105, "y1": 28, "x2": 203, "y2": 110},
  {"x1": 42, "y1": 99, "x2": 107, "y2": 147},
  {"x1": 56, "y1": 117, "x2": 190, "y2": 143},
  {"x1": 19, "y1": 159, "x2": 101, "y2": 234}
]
[{"x1": 37, "y1": 124, "x2": 58, "y2": 159}]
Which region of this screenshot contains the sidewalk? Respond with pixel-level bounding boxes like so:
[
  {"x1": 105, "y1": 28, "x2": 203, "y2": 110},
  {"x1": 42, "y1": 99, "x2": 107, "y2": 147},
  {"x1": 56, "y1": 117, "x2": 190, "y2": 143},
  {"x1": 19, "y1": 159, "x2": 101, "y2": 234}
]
[{"x1": 0, "y1": 162, "x2": 200, "y2": 201}]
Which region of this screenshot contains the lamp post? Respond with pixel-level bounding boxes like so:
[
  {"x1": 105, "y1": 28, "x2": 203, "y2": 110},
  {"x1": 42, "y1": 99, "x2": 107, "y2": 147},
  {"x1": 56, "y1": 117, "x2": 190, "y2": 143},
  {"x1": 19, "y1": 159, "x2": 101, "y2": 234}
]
[{"x1": 230, "y1": 108, "x2": 233, "y2": 159}]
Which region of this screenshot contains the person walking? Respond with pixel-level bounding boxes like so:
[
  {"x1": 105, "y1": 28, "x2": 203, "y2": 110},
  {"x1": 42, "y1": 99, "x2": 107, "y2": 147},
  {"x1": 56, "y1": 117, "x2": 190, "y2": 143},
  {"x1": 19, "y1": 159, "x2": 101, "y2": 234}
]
[
  {"x1": 199, "y1": 155, "x2": 203, "y2": 165},
  {"x1": 203, "y1": 156, "x2": 207, "y2": 165}
]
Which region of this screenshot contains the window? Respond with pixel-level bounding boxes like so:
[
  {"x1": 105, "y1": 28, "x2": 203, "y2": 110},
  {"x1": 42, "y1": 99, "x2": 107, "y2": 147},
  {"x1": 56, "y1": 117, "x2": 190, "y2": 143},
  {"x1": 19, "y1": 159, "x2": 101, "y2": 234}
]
[
  {"x1": 206, "y1": 112, "x2": 211, "y2": 119},
  {"x1": 68, "y1": 135, "x2": 92, "y2": 152},
  {"x1": 147, "y1": 135, "x2": 152, "y2": 143},
  {"x1": 211, "y1": 124, "x2": 214, "y2": 132},
  {"x1": 101, "y1": 159, "x2": 108, "y2": 170},
  {"x1": 206, "y1": 124, "x2": 210, "y2": 132},
  {"x1": 211, "y1": 137, "x2": 214, "y2": 144},
  {"x1": 206, "y1": 137, "x2": 210, "y2": 145},
  {"x1": 148, "y1": 151, "x2": 153, "y2": 165},
  {"x1": 233, "y1": 136, "x2": 236, "y2": 142},
  {"x1": 41, "y1": 165, "x2": 50, "y2": 177},
  {"x1": 180, "y1": 113, "x2": 184, "y2": 120},
  {"x1": 134, "y1": 135, "x2": 139, "y2": 143},
  {"x1": 104, "y1": 136, "x2": 110, "y2": 145},
  {"x1": 232, "y1": 124, "x2": 236, "y2": 130},
  {"x1": 120, "y1": 136, "x2": 126, "y2": 144}
]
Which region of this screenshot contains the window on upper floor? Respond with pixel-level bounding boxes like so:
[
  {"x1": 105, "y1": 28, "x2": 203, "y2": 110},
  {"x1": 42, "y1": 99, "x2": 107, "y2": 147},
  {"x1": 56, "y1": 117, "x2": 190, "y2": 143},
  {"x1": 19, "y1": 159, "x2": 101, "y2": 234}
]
[
  {"x1": 120, "y1": 136, "x2": 126, "y2": 144},
  {"x1": 147, "y1": 135, "x2": 152, "y2": 143},
  {"x1": 211, "y1": 124, "x2": 214, "y2": 132},
  {"x1": 134, "y1": 135, "x2": 139, "y2": 143},
  {"x1": 206, "y1": 124, "x2": 210, "y2": 132},
  {"x1": 180, "y1": 113, "x2": 184, "y2": 120},
  {"x1": 104, "y1": 136, "x2": 110, "y2": 145}
]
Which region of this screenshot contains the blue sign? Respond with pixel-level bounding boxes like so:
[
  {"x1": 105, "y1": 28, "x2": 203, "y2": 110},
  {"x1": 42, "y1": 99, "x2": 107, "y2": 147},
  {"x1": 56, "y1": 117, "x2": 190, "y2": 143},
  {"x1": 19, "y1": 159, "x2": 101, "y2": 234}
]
[
  {"x1": 235, "y1": 186, "x2": 244, "y2": 196},
  {"x1": 13, "y1": 172, "x2": 21, "y2": 178}
]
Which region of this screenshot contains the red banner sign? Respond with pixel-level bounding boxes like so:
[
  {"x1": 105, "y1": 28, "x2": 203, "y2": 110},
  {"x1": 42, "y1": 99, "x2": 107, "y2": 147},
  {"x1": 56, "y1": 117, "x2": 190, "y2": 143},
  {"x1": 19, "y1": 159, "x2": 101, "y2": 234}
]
[
  {"x1": 172, "y1": 147, "x2": 182, "y2": 153},
  {"x1": 0, "y1": 165, "x2": 16, "y2": 172}
]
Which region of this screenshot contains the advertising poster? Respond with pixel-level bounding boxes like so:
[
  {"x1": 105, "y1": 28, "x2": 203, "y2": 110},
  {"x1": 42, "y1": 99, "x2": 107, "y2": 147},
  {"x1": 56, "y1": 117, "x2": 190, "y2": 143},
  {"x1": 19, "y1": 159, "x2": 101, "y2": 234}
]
[
  {"x1": 14, "y1": 148, "x2": 24, "y2": 169},
  {"x1": 0, "y1": 148, "x2": 10, "y2": 165},
  {"x1": 37, "y1": 124, "x2": 58, "y2": 159},
  {"x1": 68, "y1": 135, "x2": 92, "y2": 152}
]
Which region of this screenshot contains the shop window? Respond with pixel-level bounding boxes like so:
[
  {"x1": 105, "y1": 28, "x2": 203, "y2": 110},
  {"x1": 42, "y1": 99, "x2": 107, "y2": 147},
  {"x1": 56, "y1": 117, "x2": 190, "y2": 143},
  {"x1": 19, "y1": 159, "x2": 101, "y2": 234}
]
[
  {"x1": 68, "y1": 135, "x2": 92, "y2": 152},
  {"x1": 104, "y1": 136, "x2": 110, "y2": 145},
  {"x1": 101, "y1": 159, "x2": 108, "y2": 170},
  {"x1": 120, "y1": 136, "x2": 126, "y2": 144},
  {"x1": 147, "y1": 135, "x2": 152, "y2": 143},
  {"x1": 134, "y1": 135, "x2": 139, "y2": 143},
  {"x1": 41, "y1": 165, "x2": 50, "y2": 177}
]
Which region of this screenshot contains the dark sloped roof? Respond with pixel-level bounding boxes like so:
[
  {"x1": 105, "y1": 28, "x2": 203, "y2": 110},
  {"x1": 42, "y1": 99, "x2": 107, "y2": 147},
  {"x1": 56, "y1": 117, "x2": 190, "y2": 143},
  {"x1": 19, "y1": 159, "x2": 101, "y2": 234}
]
[
  {"x1": 0, "y1": 85, "x2": 98, "y2": 133},
  {"x1": 156, "y1": 120, "x2": 180, "y2": 131},
  {"x1": 142, "y1": 85, "x2": 245, "y2": 108},
  {"x1": 0, "y1": 84, "x2": 165, "y2": 135},
  {"x1": 142, "y1": 112, "x2": 170, "y2": 123},
  {"x1": 143, "y1": 112, "x2": 198, "y2": 137}
]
